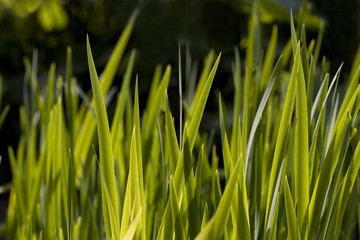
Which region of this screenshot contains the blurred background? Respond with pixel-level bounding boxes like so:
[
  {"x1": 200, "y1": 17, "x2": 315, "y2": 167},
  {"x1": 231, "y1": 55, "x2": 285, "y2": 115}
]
[{"x1": 0, "y1": 0, "x2": 359, "y2": 221}]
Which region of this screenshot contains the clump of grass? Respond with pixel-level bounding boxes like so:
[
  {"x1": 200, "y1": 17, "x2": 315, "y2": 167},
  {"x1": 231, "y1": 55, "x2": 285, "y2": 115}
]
[{"x1": 1, "y1": 6, "x2": 360, "y2": 240}]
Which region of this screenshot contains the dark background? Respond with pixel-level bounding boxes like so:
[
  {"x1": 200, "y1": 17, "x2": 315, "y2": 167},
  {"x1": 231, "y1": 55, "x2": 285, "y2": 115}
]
[{"x1": 0, "y1": 0, "x2": 359, "y2": 221}]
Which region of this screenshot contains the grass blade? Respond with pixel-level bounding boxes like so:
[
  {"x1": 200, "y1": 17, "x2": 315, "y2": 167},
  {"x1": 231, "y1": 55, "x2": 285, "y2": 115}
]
[
  {"x1": 188, "y1": 53, "x2": 221, "y2": 150},
  {"x1": 86, "y1": 36, "x2": 119, "y2": 239},
  {"x1": 294, "y1": 56, "x2": 309, "y2": 238}
]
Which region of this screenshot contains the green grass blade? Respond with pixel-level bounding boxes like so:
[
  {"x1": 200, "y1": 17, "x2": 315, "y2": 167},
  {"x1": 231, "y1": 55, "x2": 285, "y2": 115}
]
[
  {"x1": 190, "y1": 50, "x2": 215, "y2": 114},
  {"x1": 245, "y1": 56, "x2": 283, "y2": 175},
  {"x1": 284, "y1": 177, "x2": 298, "y2": 240},
  {"x1": 333, "y1": 128, "x2": 360, "y2": 237},
  {"x1": 178, "y1": 44, "x2": 183, "y2": 147},
  {"x1": 230, "y1": 47, "x2": 242, "y2": 162},
  {"x1": 265, "y1": 43, "x2": 300, "y2": 226},
  {"x1": 266, "y1": 158, "x2": 285, "y2": 235},
  {"x1": 309, "y1": 85, "x2": 360, "y2": 236},
  {"x1": 188, "y1": 53, "x2": 221, "y2": 150},
  {"x1": 260, "y1": 25, "x2": 278, "y2": 92},
  {"x1": 133, "y1": 78, "x2": 146, "y2": 239},
  {"x1": 74, "y1": 11, "x2": 137, "y2": 177},
  {"x1": 123, "y1": 208, "x2": 143, "y2": 240},
  {"x1": 219, "y1": 94, "x2": 234, "y2": 178},
  {"x1": 169, "y1": 176, "x2": 185, "y2": 239},
  {"x1": 86, "y1": 36, "x2": 119, "y2": 239},
  {"x1": 144, "y1": 66, "x2": 171, "y2": 139},
  {"x1": 121, "y1": 127, "x2": 142, "y2": 239},
  {"x1": 111, "y1": 49, "x2": 136, "y2": 150},
  {"x1": 165, "y1": 92, "x2": 180, "y2": 174},
  {"x1": 195, "y1": 218, "x2": 215, "y2": 240},
  {"x1": 290, "y1": 11, "x2": 298, "y2": 56},
  {"x1": 294, "y1": 58, "x2": 309, "y2": 238},
  {"x1": 211, "y1": 159, "x2": 241, "y2": 239},
  {"x1": 334, "y1": 63, "x2": 360, "y2": 131}
]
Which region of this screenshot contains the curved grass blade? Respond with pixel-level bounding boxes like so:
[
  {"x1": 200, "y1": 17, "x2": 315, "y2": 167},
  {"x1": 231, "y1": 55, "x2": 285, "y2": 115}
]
[
  {"x1": 309, "y1": 85, "x2": 360, "y2": 236},
  {"x1": 74, "y1": 11, "x2": 138, "y2": 176},
  {"x1": 245, "y1": 56, "x2": 283, "y2": 176},
  {"x1": 188, "y1": 53, "x2": 221, "y2": 150},
  {"x1": 190, "y1": 50, "x2": 215, "y2": 114},
  {"x1": 144, "y1": 66, "x2": 171, "y2": 138},
  {"x1": 265, "y1": 43, "x2": 300, "y2": 227},
  {"x1": 86, "y1": 36, "x2": 119, "y2": 239},
  {"x1": 111, "y1": 49, "x2": 136, "y2": 140}
]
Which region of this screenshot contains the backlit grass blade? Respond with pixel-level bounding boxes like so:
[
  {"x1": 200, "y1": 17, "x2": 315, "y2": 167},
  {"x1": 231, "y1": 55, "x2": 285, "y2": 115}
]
[
  {"x1": 195, "y1": 145, "x2": 204, "y2": 206},
  {"x1": 66, "y1": 150, "x2": 75, "y2": 240},
  {"x1": 188, "y1": 53, "x2": 221, "y2": 150},
  {"x1": 294, "y1": 55, "x2": 309, "y2": 238},
  {"x1": 169, "y1": 175, "x2": 185, "y2": 239},
  {"x1": 245, "y1": 56, "x2": 283, "y2": 175},
  {"x1": 265, "y1": 43, "x2": 300, "y2": 227},
  {"x1": 284, "y1": 177, "x2": 299, "y2": 240},
  {"x1": 190, "y1": 50, "x2": 215, "y2": 114},
  {"x1": 145, "y1": 65, "x2": 162, "y2": 119},
  {"x1": 123, "y1": 208, "x2": 142, "y2": 240},
  {"x1": 145, "y1": 66, "x2": 171, "y2": 131},
  {"x1": 64, "y1": 47, "x2": 76, "y2": 145},
  {"x1": 333, "y1": 128, "x2": 360, "y2": 237},
  {"x1": 164, "y1": 92, "x2": 180, "y2": 173},
  {"x1": 219, "y1": 95, "x2": 234, "y2": 178},
  {"x1": 334, "y1": 63, "x2": 360, "y2": 131},
  {"x1": 100, "y1": 10, "x2": 138, "y2": 94},
  {"x1": 178, "y1": 44, "x2": 183, "y2": 147},
  {"x1": 307, "y1": 55, "x2": 315, "y2": 118},
  {"x1": 309, "y1": 85, "x2": 360, "y2": 236},
  {"x1": 183, "y1": 138, "x2": 201, "y2": 239},
  {"x1": 44, "y1": 63, "x2": 55, "y2": 124},
  {"x1": 260, "y1": 25, "x2": 278, "y2": 92},
  {"x1": 243, "y1": 4, "x2": 260, "y2": 151},
  {"x1": 111, "y1": 49, "x2": 136, "y2": 150},
  {"x1": 211, "y1": 159, "x2": 241, "y2": 239},
  {"x1": 310, "y1": 73, "x2": 329, "y2": 122},
  {"x1": 348, "y1": 45, "x2": 360, "y2": 84},
  {"x1": 195, "y1": 218, "x2": 215, "y2": 240},
  {"x1": 156, "y1": 202, "x2": 173, "y2": 240},
  {"x1": 230, "y1": 47, "x2": 242, "y2": 162},
  {"x1": 266, "y1": 158, "x2": 284, "y2": 236},
  {"x1": 232, "y1": 159, "x2": 251, "y2": 240},
  {"x1": 290, "y1": 12, "x2": 298, "y2": 55},
  {"x1": 121, "y1": 128, "x2": 142, "y2": 239},
  {"x1": 98, "y1": 155, "x2": 120, "y2": 240},
  {"x1": 133, "y1": 79, "x2": 146, "y2": 239},
  {"x1": 300, "y1": 25, "x2": 310, "y2": 87},
  {"x1": 86, "y1": 36, "x2": 119, "y2": 239},
  {"x1": 313, "y1": 21, "x2": 324, "y2": 65},
  {"x1": 74, "y1": 11, "x2": 137, "y2": 177}
]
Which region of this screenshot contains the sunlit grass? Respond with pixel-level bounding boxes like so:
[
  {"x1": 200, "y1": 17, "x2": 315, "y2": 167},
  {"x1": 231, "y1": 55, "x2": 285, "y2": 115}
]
[{"x1": 1, "y1": 5, "x2": 359, "y2": 240}]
